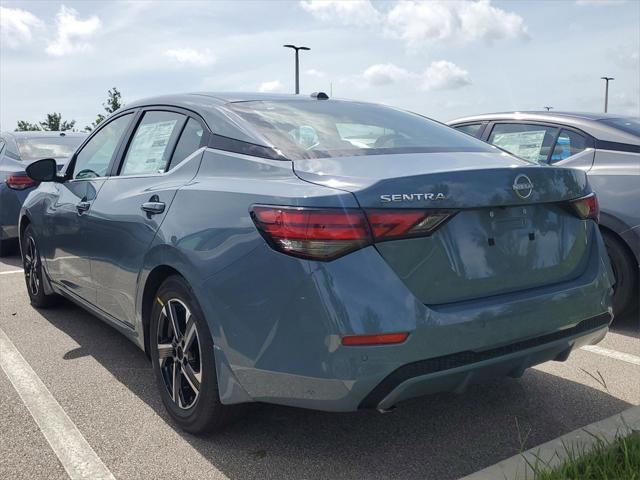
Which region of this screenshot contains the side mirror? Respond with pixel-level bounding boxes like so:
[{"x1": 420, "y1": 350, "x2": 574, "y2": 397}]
[{"x1": 25, "y1": 158, "x2": 58, "y2": 182}]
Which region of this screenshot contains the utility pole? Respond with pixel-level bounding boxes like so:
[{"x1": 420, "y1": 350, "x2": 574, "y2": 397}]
[
  {"x1": 601, "y1": 77, "x2": 614, "y2": 113},
  {"x1": 283, "y1": 44, "x2": 310, "y2": 94},
  {"x1": 544, "y1": 106, "x2": 553, "y2": 111}
]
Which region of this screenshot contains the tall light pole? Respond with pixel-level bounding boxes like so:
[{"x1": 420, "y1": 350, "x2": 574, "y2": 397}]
[
  {"x1": 283, "y1": 44, "x2": 310, "y2": 94},
  {"x1": 601, "y1": 76, "x2": 614, "y2": 113},
  {"x1": 544, "y1": 106, "x2": 553, "y2": 111}
]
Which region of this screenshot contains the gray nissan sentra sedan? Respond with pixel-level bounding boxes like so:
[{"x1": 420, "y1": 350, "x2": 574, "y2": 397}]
[
  {"x1": 20, "y1": 93, "x2": 614, "y2": 433},
  {"x1": 448, "y1": 112, "x2": 640, "y2": 316}
]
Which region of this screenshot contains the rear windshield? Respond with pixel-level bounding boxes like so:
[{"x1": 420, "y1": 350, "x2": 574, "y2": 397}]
[
  {"x1": 597, "y1": 118, "x2": 640, "y2": 137},
  {"x1": 16, "y1": 136, "x2": 84, "y2": 161},
  {"x1": 226, "y1": 100, "x2": 493, "y2": 160}
]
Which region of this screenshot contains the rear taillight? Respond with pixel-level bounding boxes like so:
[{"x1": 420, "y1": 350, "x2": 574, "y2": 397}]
[
  {"x1": 250, "y1": 205, "x2": 371, "y2": 260},
  {"x1": 251, "y1": 205, "x2": 455, "y2": 261},
  {"x1": 569, "y1": 193, "x2": 599, "y2": 222},
  {"x1": 366, "y1": 210, "x2": 454, "y2": 241},
  {"x1": 6, "y1": 175, "x2": 37, "y2": 190}
]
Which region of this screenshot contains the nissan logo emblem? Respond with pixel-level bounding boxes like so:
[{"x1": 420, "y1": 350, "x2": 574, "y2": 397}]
[{"x1": 512, "y1": 174, "x2": 534, "y2": 199}]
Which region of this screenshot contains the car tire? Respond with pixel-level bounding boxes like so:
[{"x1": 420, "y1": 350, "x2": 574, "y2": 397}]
[
  {"x1": 602, "y1": 230, "x2": 638, "y2": 317},
  {"x1": 21, "y1": 225, "x2": 58, "y2": 308},
  {"x1": 150, "y1": 275, "x2": 245, "y2": 434}
]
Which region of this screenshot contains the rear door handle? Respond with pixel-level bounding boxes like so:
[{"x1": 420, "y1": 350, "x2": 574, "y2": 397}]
[
  {"x1": 141, "y1": 200, "x2": 165, "y2": 216},
  {"x1": 76, "y1": 201, "x2": 91, "y2": 213}
]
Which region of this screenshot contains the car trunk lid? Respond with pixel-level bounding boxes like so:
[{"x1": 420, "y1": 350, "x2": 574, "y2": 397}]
[{"x1": 294, "y1": 152, "x2": 593, "y2": 304}]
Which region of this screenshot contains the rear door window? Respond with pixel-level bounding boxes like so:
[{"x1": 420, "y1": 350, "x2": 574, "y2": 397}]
[
  {"x1": 550, "y1": 129, "x2": 588, "y2": 163},
  {"x1": 453, "y1": 123, "x2": 484, "y2": 138},
  {"x1": 167, "y1": 118, "x2": 204, "y2": 170},
  {"x1": 120, "y1": 111, "x2": 186, "y2": 176},
  {"x1": 488, "y1": 123, "x2": 559, "y2": 163}
]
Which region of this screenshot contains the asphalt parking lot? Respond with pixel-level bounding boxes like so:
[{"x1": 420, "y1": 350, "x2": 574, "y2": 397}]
[{"x1": 1, "y1": 252, "x2": 638, "y2": 480}]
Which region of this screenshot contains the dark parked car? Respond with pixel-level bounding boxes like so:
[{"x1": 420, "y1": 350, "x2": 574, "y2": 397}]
[
  {"x1": 0, "y1": 131, "x2": 87, "y2": 255},
  {"x1": 20, "y1": 94, "x2": 613, "y2": 433},
  {"x1": 449, "y1": 112, "x2": 639, "y2": 316}
]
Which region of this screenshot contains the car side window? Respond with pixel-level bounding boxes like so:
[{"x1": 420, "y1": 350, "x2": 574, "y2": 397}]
[
  {"x1": 168, "y1": 118, "x2": 204, "y2": 170},
  {"x1": 73, "y1": 114, "x2": 133, "y2": 180},
  {"x1": 550, "y1": 129, "x2": 588, "y2": 163},
  {"x1": 120, "y1": 111, "x2": 186, "y2": 176},
  {"x1": 453, "y1": 123, "x2": 484, "y2": 138},
  {"x1": 488, "y1": 123, "x2": 559, "y2": 163}
]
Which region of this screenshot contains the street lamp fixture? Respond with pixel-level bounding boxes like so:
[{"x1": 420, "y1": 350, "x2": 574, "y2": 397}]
[{"x1": 283, "y1": 44, "x2": 310, "y2": 94}]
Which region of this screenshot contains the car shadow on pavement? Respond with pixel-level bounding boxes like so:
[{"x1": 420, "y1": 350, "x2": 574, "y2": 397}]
[
  {"x1": 610, "y1": 307, "x2": 640, "y2": 338},
  {"x1": 39, "y1": 299, "x2": 632, "y2": 480}
]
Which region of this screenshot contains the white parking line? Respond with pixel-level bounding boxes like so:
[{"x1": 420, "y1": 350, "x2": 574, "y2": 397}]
[
  {"x1": 0, "y1": 327, "x2": 116, "y2": 480},
  {"x1": 582, "y1": 345, "x2": 640, "y2": 366},
  {"x1": 0, "y1": 269, "x2": 23, "y2": 275}
]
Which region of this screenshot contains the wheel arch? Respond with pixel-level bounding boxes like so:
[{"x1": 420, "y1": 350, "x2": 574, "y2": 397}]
[{"x1": 141, "y1": 264, "x2": 184, "y2": 359}]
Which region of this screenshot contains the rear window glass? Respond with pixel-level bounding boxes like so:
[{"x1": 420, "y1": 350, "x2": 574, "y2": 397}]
[
  {"x1": 598, "y1": 118, "x2": 640, "y2": 137},
  {"x1": 226, "y1": 100, "x2": 492, "y2": 160},
  {"x1": 16, "y1": 136, "x2": 84, "y2": 161}
]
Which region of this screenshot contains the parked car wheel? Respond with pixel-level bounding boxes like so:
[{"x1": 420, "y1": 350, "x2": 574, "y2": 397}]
[
  {"x1": 150, "y1": 275, "x2": 243, "y2": 434},
  {"x1": 602, "y1": 230, "x2": 638, "y2": 317},
  {"x1": 21, "y1": 225, "x2": 58, "y2": 307}
]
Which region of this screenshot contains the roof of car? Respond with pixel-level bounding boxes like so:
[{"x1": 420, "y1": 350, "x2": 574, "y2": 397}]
[
  {"x1": 124, "y1": 91, "x2": 336, "y2": 110},
  {"x1": 447, "y1": 111, "x2": 640, "y2": 145},
  {"x1": 2, "y1": 131, "x2": 88, "y2": 138}
]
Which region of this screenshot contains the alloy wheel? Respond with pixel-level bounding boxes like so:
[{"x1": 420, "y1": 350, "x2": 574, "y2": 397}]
[
  {"x1": 23, "y1": 236, "x2": 40, "y2": 296},
  {"x1": 156, "y1": 298, "x2": 202, "y2": 410}
]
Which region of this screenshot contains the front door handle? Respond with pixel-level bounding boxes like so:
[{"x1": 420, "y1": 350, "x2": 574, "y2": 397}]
[
  {"x1": 141, "y1": 195, "x2": 165, "y2": 216},
  {"x1": 76, "y1": 201, "x2": 91, "y2": 213}
]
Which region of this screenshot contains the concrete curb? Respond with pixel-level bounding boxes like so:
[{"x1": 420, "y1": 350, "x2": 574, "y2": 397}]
[{"x1": 460, "y1": 404, "x2": 640, "y2": 480}]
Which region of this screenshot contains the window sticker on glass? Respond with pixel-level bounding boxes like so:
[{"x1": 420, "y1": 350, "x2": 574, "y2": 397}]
[
  {"x1": 491, "y1": 130, "x2": 546, "y2": 163},
  {"x1": 123, "y1": 120, "x2": 178, "y2": 175}
]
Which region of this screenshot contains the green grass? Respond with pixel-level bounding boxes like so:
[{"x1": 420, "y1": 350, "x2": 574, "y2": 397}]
[{"x1": 531, "y1": 430, "x2": 640, "y2": 480}]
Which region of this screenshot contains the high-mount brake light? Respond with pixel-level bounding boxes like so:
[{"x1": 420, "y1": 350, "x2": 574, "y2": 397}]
[
  {"x1": 569, "y1": 193, "x2": 599, "y2": 222},
  {"x1": 6, "y1": 175, "x2": 37, "y2": 190},
  {"x1": 251, "y1": 205, "x2": 456, "y2": 261}
]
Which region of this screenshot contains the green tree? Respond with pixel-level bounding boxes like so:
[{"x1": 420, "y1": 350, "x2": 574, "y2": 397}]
[
  {"x1": 39, "y1": 113, "x2": 76, "y2": 131},
  {"x1": 15, "y1": 120, "x2": 41, "y2": 131},
  {"x1": 85, "y1": 87, "x2": 123, "y2": 132}
]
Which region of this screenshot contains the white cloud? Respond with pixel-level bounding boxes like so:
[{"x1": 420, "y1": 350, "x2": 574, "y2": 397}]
[
  {"x1": 299, "y1": 0, "x2": 382, "y2": 26},
  {"x1": 363, "y1": 63, "x2": 411, "y2": 85},
  {"x1": 46, "y1": 5, "x2": 101, "y2": 56},
  {"x1": 0, "y1": 6, "x2": 43, "y2": 48},
  {"x1": 301, "y1": 0, "x2": 529, "y2": 49},
  {"x1": 305, "y1": 68, "x2": 326, "y2": 78},
  {"x1": 386, "y1": 0, "x2": 529, "y2": 48},
  {"x1": 258, "y1": 80, "x2": 283, "y2": 92},
  {"x1": 611, "y1": 45, "x2": 640, "y2": 69},
  {"x1": 421, "y1": 60, "x2": 472, "y2": 90},
  {"x1": 360, "y1": 61, "x2": 471, "y2": 90},
  {"x1": 164, "y1": 48, "x2": 215, "y2": 66}
]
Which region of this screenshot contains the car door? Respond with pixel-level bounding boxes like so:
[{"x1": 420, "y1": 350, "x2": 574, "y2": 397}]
[
  {"x1": 86, "y1": 110, "x2": 207, "y2": 326},
  {"x1": 41, "y1": 113, "x2": 134, "y2": 303}
]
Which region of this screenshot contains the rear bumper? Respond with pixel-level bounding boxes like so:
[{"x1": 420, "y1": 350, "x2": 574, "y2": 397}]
[
  {"x1": 196, "y1": 222, "x2": 614, "y2": 412},
  {"x1": 363, "y1": 313, "x2": 610, "y2": 411}
]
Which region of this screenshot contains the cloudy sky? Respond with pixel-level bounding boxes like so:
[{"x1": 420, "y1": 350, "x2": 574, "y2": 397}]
[{"x1": 1, "y1": 0, "x2": 638, "y2": 131}]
